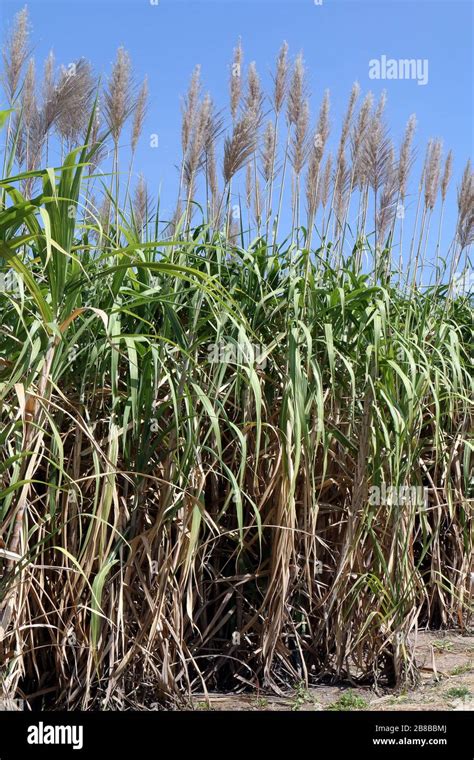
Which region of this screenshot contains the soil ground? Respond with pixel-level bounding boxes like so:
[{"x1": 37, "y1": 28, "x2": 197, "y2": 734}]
[{"x1": 191, "y1": 630, "x2": 474, "y2": 711}]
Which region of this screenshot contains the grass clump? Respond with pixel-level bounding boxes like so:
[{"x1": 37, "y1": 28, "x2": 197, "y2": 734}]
[
  {"x1": 291, "y1": 682, "x2": 315, "y2": 711},
  {"x1": 327, "y1": 691, "x2": 369, "y2": 711},
  {"x1": 432, "y1": 640, "x2": 455, "y2": 652},
  {"x1": 0, "y1": 8, "x2": 472, "y2": 709},
  {"x1": 444, "y1": 686, "x2": 471, "y2": 700}
]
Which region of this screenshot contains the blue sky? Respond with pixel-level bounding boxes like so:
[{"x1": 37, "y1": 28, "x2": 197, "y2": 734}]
[{"x1": 1, "y1": 0, "x2": 473, "y2": 256}]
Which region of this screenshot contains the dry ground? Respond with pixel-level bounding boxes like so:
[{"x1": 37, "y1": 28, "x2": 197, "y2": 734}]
[{"x1": 190, "y1": 630, "x2": 474, "y2": 712}]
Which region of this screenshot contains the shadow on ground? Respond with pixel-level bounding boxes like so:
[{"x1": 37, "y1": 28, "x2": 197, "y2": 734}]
[{"x1": 190, "y1": 631, "x2": 474, "y2": 712}]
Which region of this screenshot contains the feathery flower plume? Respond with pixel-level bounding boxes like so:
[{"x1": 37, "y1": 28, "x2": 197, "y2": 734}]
[
  {"x1": 351, "y1": 92, "x2": 373, "y2": 189},
  {"x1": 456, "y1": 160, "x2": 474, "y2": 249},
  {"x1": 305, "y1": 91, "x2": 330, "y2": 226},
  {"x1": 202, "y1": 96, "x2": 223, "y2": 154},
  {"x1": 181, "y1": 65, "x2": 201, "y2": 155},
  {"x1": 184, "y1": 93, "x2": 212, "y2": 199},
  {"x1": 262, "y1": 121, "x2": 276, "y2": 184},
  {"x1": 306, "y1": 144, "x2": 320, "y2": 223},
  {"x1": 223, "y1": 104, "x2": 259, "y2": 184},
  {"x1": 99, "y1": 194, "x2": 111, "y2": 237},
  {"x1": 202, "y1": 97, "x2": 223, "y2": 208},
  {"x1": 56, "y1": 59, "x2": 95, "y2": 148},
  {"x1": 14, "y1": 57, "x2": 37, "y2": 166},
  {"x1": 320, "y1": 152, "x2": 333, "y2": 209},
  {"x1": 133, "y1": 173, "x2": 149, "y2": 231},
  {"x1": 375, "y1": 90, "x2": 387, "y2": 120},
  {"x1": 334, "y1": 82, "x2": 360, "y2": 219},
  {"x1": 290, "y1": 99, "x2": 310, "y2": 174},
  {"x1": 330, "y1": 82, "x2": 359, "y2": 233},
  {"x1": 28, "y1": 53, "x2": 87, "y2": 172},
  {"x1": 104, "y1": 46, "x2": 133, "y2": 143},
  {"x1": 20, "y1": 59, "x2": 36, "y2": 112},
  {"x1": 441, "y1": 149, "x2": 453, "y2": 203},
  {"x1": 315, "y1": 90, "x2": 330, "y2": 160},
  {"x1": 246, "y1": 163, "x2": 253, "y2": 208},
  {"x1": 272, "y1": 41, "x2": 289, "y2": 114},
  {"x1": 84, "y1": 103, "x2": 107, "y2": 175},
  {"x1": 2, "y1": 6, "x2": 30, "y2": 101},
  {"x1": 424, "y1": 138, "x2": 442, "y2": 210},
  {"x1": 361, "y1": 91, "x2": 391, "y2": 193},
  {"x1": 338, "y1": 82, "x2": 360, "y2": 161},
  {"x1": 287, "y1": 52, "x2": 306, "y2": 126},
  {"x1": 435, "y1": 148, "x2": 453, "y2": 262},
  {"x1": 398, "y1": 114, "x2": 417, "y2": 200},
  {"x1": 334, "y1": 152, "x2": 351, "y2": 224},
  {"x1": 245, "y1": 61, "x2": 264, "y2": 124},
  {"x1": 42, "y1": 51, "x2": 55, "y2": 106},
  {"x1": 206, "y1": 137, "x2": 219, "y2": 218},
  {"x1": 419, "y1": 139, "x2": 432, "y2": 192},
  {"x1": 230, "y1": 39, "x2": 243, "y2": 121},
  {"x1": 377, "y1": 144, "x2": 399, "y2": 243},
  {"x1": 132, "y1": 76, "x2": 148, "y2": 153}
]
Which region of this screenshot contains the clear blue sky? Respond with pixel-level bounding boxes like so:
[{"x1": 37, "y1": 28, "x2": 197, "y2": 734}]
[{"x1": 1, "y1": 0, "x2": 473, "y2": 255}]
